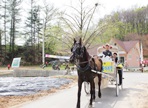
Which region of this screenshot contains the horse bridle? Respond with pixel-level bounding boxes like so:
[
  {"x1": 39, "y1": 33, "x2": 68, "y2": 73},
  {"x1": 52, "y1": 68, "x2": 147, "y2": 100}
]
[
  {"x1": 71, "y1": 44, "x2": 87, "y2": 63},
  {"x1": 71, "y1": 45, "x2": 92, "y2": 67},
  {"x1": 72, "y1": 44, "x2": 84, "y2": 59}
]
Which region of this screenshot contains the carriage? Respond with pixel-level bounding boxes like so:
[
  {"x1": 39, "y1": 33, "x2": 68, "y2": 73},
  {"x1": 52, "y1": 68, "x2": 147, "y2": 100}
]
[
  {"x1": 84, "y1": 44, "x2": 123, "y2": 97},
  {"x1": 70, "y1": 38, "x2": 124, "y2": 108}
]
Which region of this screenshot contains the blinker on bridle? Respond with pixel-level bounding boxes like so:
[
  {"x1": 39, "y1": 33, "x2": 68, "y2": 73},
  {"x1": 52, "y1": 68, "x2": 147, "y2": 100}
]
[{"x1": 72, "y1": 44, "x2": 84, "y2": 59}]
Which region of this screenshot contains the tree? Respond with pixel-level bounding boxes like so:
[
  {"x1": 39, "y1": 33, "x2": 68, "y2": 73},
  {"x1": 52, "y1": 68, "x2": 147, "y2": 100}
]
[
  {"x1": 7, "y1": 0, "x2": 22, "y2": 59},
  {"x1": 42, "y1": 0, "x2": 59, "y2": 53},
  {"x1": 23, "y1": 0, "x2": 46, "y2": 63},
  {"x1": 98, "y1": 5, "x2": 148, "y2": 42},
  {"x1": 0, "y1": 0, "x2": 2, "y2": 55},
  {"x1": 1, "y1": 0, "x2": 11, "y2": 61},
  {"x1": 59, "y1": 0, "x2": 105, "y2": 48}
]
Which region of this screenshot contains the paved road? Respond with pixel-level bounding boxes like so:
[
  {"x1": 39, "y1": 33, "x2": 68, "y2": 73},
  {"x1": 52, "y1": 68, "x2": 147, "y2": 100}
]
[{"x1": 13, "y1": 72, "x2": 148, "y2": 108}]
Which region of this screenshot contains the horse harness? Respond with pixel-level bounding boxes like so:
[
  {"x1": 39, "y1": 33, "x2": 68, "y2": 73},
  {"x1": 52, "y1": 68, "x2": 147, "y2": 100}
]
[{"x1": 75, "y1": 58, "x2": 97, "y2": 73}]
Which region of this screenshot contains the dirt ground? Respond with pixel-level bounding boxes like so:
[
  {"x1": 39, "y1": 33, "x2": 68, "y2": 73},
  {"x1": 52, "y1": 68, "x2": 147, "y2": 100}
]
[
  {"x1": 129, "y1": 84, "x2": 148, "y2": 108},
  {"x1": 0, "y1": 75, "x2": 77, "y2": 108}
]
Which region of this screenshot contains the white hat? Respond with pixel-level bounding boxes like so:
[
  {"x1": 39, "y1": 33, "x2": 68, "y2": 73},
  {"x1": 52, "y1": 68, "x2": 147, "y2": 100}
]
[{"x1": 105, "y1": 43, "x2": 110, "y2": 46}]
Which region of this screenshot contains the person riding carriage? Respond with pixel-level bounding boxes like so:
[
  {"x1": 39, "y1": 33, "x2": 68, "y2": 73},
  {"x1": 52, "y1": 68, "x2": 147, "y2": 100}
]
[
  {"x1": 103, "y1": 43, "x2": 112, "y2": 57},
  {"x1": 101, "y1": 43, "x2": 123, "y2": 86}
]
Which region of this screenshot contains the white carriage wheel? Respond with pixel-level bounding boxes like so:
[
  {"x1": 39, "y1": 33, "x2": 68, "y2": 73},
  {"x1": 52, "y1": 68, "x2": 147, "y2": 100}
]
[{"x1": 84, "y1": 82, "x2": 90, "y2": 95}]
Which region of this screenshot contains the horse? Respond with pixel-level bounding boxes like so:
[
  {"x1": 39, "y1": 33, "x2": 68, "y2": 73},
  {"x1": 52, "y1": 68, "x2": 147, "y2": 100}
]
[{"x1": 69, "y1": 38, "x2": 103, "y2": 108}]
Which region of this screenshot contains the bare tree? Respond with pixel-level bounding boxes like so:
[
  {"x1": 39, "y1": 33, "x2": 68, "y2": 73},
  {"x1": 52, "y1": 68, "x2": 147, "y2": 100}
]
[
  {"x1": 42, "y1": 0, "x2": 59, "y2": 50},
  {"x1": 60, "y1": 0, "x2": 104, "y2": 48}
]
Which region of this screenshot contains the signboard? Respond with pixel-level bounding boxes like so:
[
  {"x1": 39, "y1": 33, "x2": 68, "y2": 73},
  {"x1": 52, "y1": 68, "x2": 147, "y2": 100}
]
[
  {"x1": 11, "y1": 57, "x2": 21, "y2": 68},
  {"x1": 103, "y1": 62, "x2": 114, "y2": 73},
  {"x1": 45, "y1": 54, "x2": 70, "y2": 60}
]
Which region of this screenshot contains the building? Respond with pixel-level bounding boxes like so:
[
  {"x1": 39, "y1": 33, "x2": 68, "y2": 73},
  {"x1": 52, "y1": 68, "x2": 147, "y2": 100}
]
[
  {"x1": 109, "y1": 39, "x2": 143, "y2": 68},
  {"x1": 88, "y1": 39, "x2": 143, "y2": 68}
]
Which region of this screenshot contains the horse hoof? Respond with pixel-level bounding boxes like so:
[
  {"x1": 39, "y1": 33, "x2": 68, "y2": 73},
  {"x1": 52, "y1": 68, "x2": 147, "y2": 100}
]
[
  {"x1": 76, "y1": 104, "x2": 80, "y2": 108},
  {"x1": 89, "y1": 105, "x2": 92, "y2": 108},
  {"x1": 93, "y1": 96, "x2": 96, "y2": 100},
  {"x1": 98, "y1": 93, "x2": 101, "y2": 98},
  {"x1": 93, "y1": 99, "x2": 96, "y2": 102}
]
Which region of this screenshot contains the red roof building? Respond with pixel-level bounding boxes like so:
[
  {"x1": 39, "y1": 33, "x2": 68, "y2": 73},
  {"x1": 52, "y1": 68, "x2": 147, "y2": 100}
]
[
  {"x1": 109, "y1": 39, "x2": 142, "y2": 68},
  {"x1": 87, "y1": 39, "x2": 143, "y2": 68}
]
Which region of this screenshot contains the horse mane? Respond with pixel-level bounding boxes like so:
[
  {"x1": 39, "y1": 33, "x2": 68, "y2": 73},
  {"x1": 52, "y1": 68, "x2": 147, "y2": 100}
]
[
  {"x1": 83, "y1": 46, "x2": 91, "y2": 61},
  {"x1": 84, "y1": 46, "x2": 103, "y2": 72}
]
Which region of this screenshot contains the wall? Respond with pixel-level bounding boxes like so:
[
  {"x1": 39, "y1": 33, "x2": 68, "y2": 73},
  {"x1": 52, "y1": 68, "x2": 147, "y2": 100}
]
[
  {"x1": 126, "y1": 43, "x2": 140, "y2": 68},
  {"x1": 13, "y1": 69, "x2": 67, "y2": 77}
]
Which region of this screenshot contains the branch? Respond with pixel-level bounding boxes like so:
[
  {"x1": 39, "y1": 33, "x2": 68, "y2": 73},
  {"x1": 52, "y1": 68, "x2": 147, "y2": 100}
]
[
  {"x1": 65, "y1": 13, "x2": 80, "y2": 29},
  {"x1": 84, "y1": 24, "x2": 108, "y2": 46},
  {"x1": 86, "y1": 27, "x2": 106, "y2": 48},
  {"x1": 60, "y1": 17, "x2": 77, "y2": 34},
  {"x1": 46, "y1": 35, "x2": 71, "y2": 48},
  {"x1": 83, "y1": 4, "x2": 98, "y2": 41}
]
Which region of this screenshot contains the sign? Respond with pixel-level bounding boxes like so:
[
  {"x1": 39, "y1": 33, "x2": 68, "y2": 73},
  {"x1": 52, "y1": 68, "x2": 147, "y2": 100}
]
[
  {"x1": 11, "y1": 57, "x2": 21, "y2": 68},
  {"x1": 45, "y1": 54, "x2": 70, "y2": 60},
  {"x1": 103, "y1": 62, "x2": 114, "y2": 73}
]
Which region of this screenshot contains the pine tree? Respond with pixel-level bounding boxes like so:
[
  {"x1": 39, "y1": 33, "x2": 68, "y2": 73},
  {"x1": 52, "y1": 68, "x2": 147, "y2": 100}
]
[
  {"x1": 1, "y1": 0, "x2": 10, "y2": 62},
  {"x1": 7, "y1": 0, "x2": 22, "y2": 59},
  {"x1": 24, "y1": 2, "x2": 43, "y2": 63}
]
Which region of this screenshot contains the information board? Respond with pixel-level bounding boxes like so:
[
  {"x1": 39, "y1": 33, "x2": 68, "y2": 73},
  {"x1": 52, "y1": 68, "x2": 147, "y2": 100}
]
[{"x1": 11, "y1": 57, "x2": 21, "y2": 68}]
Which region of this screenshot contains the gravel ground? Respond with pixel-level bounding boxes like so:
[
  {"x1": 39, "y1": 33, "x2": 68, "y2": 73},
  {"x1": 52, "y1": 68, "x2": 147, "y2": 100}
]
[{"x1": 0, "y1": 75, "x2": 77, "y2": 108}]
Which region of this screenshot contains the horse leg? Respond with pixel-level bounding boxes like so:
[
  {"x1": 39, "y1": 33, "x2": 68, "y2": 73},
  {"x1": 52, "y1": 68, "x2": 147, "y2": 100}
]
[
  {"x1": 77, "y1": 78, "x2": 83, "y2": 108},
  {"x1": 89, "y1": 81, "x2": 94, "y2": 106},
  {"x1": 92, "y1": 80, "x2": 96, "y2": 100},
  {"x1": 98, "y1": 74, "x2": 102, "y2": 98}
]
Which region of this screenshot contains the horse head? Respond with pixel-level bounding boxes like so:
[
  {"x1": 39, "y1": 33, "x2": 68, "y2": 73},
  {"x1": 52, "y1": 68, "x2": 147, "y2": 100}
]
[{"x1": 69, "y1": 38, "x2": 86, "y2": 63}]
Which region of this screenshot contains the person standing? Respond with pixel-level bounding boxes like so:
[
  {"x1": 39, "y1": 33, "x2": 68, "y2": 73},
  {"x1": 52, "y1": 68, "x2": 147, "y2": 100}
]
[
  {"x1": 45, "y1": 61, "x2": 48, "y2": 67},
  {"x1": 113, "y1": 52, "x2": 123, "y2": 86},
  {"x1": 7, "y1": 64, "x2": 11, "y2": 70},
  {"x1": 113, "y1": 53, "x2": 118, "y2": 64}
]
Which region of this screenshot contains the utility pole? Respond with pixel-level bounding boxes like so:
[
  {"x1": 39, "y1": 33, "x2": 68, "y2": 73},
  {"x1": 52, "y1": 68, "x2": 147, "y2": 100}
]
[{"x1": 42, "y1": 20, "x2": 45, "y2": 65}]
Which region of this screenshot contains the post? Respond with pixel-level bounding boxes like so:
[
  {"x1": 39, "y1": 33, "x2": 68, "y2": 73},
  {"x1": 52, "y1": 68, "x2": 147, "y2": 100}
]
[{"x1": 42, "y1": 20, "x2": 45, "y2": 65}]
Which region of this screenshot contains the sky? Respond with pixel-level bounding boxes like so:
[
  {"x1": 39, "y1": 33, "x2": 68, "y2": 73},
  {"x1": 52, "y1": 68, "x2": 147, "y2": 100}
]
[
  {"x1": 1, "y1": 0, "x2": 147, "y2": 45},
  {"x1": 47, "y1": 0, "x2": 148, "y2": 18}
]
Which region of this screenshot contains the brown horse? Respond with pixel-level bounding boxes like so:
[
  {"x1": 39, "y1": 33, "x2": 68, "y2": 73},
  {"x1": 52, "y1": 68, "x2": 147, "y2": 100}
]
[{"x1": 69, "y1": 38, "x2": 103, "y2": 108}]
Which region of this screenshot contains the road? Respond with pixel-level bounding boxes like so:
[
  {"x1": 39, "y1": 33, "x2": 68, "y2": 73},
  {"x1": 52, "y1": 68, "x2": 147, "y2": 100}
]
[{"x1": 12, "y1": 72, "x2": 148, "y2": 108}]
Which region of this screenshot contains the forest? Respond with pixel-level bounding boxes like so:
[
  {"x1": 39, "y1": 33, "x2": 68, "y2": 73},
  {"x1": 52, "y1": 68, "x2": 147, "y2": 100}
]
[{"x1": 0, "y1": 0, "x2": 147, "y2": 65}]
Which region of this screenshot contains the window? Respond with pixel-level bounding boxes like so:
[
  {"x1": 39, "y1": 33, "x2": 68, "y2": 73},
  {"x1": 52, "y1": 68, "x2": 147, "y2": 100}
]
[
  {"x1": 128, "y1": 55, "x2": 132, "y2": 59},
  {"x1": 119, "y1": 57, "x2": 124, "y2": 65}
]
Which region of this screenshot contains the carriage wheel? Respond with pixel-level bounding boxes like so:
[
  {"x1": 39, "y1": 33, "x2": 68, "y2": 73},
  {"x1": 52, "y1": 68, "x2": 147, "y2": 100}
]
[
  {"x1": 116, "y1": 70, "x2": 119, "y2": 97},
  {"x1": 84, "y1": 82, "x2": 90, "y2": 95}
]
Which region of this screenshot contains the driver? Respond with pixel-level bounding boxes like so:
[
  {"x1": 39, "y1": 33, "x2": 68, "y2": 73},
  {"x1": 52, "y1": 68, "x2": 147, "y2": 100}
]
[{"x1": 103, "y1": 43, "x2": 112, "y2": 57}]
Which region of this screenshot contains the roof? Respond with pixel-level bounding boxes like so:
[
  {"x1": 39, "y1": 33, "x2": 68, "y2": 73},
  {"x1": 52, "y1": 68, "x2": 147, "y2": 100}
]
[
  {"x1": 123, "y1": 41, "x2": 138, "y2": 52},
  {"x1": 113, "y1": 39, "x2": 139, "y2": 52},
  {"x1": 87, "y1": 39, "x2": 139, "y2": 56}
]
